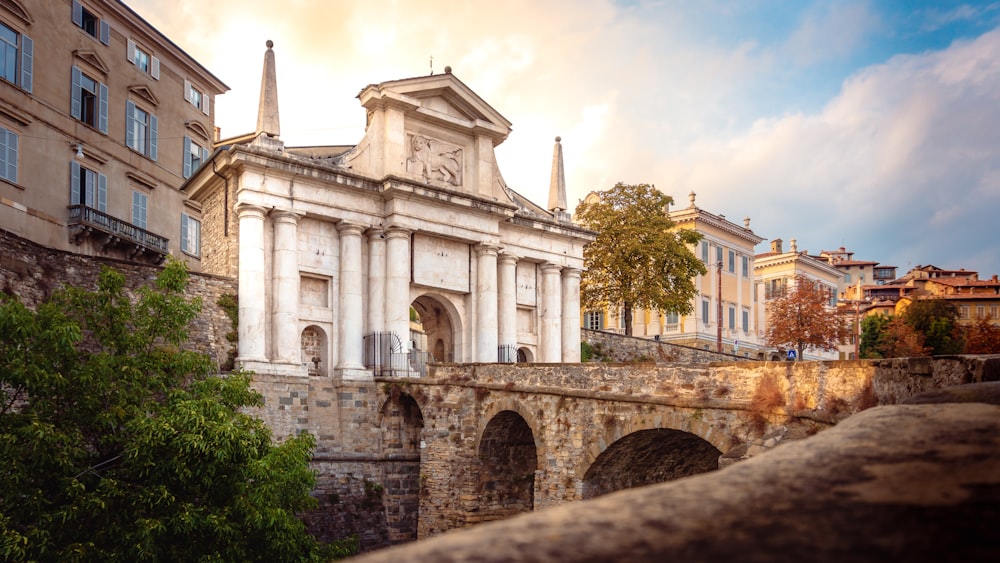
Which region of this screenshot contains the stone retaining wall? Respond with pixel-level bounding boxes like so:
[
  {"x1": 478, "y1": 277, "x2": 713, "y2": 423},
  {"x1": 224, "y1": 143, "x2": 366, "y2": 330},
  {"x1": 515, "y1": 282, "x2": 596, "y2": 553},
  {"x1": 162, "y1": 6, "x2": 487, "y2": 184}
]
[{"x1": 583, "y1": 328, "x2": 749, "y2": 363}]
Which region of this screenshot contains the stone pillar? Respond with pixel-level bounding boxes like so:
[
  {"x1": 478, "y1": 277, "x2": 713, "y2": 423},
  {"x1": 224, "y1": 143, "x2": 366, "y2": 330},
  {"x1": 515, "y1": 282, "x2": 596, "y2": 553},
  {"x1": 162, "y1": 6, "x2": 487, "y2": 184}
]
[
  {"x1": 498, "y1": 253, "x2": 519, "y2": 362},
  {"x1": 367, "y1": 228, "x2": 386, "y2": 335},
  {"x1": 475, "y1": 244, "x2": 500, "y2": 362},
  {"x1": 540, "y1": 263, "x2": 562, "y2": 363},
  {"x1": 561, "y1": 268, "x2": 582, "y2": 362},
  {"x1": 337, "y1": 222, "x2": 366, "y2": 373},
  {"x1": 271, "y1": 210, "x2": 302, "y2": 366},
  {"x1": 236, "y1": 204, "x2": 268, "y2": 363},
  {"x1": 385, "y1": 228, "x2": 411, "y2": 351}
]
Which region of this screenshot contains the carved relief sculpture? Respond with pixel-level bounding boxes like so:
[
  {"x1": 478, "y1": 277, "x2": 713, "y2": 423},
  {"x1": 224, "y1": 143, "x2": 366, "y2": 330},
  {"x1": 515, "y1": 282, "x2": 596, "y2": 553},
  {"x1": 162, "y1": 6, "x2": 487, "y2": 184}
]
[{"x1": 406, "y1": 134, "x2": 463, "y2": 186}]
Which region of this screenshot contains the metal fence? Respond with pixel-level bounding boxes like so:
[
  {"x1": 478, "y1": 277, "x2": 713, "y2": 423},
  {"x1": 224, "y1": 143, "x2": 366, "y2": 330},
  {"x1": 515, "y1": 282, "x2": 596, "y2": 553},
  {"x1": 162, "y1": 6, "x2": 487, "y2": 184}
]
[{"x1": 363, "y1": 331, "x2": 429, "y2": 378}]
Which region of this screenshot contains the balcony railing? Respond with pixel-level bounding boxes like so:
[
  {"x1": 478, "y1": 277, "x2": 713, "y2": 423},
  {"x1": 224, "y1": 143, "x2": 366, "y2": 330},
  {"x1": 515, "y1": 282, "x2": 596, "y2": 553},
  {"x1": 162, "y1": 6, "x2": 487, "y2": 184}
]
[{"x1": 68, "y1": 205, "x2": 169, "y2": 262}]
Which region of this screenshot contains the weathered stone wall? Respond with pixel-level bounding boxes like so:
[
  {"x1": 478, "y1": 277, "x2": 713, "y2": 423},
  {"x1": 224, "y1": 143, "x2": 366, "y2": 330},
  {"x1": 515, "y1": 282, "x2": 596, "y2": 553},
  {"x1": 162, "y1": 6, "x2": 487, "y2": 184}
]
[
  {"x1": 0, "y1": 229, "x2": 236, "y2": 368},
  {"x1": 583, "y1": 328, "x2": 749, "y2": 363}
]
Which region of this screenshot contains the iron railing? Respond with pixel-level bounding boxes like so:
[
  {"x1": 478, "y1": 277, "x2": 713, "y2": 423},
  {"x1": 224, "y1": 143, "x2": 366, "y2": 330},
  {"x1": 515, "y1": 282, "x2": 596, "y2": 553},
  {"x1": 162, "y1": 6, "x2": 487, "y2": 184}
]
[
  {"x1": 364, "y1": 331, "x2": 429, "y2": 378},
  {"x1": 68, "y1": 205, "x2": 169, "y2": 254},
  {"x1": 498, "y1": 344, "x2": 517, "y2": 364}
]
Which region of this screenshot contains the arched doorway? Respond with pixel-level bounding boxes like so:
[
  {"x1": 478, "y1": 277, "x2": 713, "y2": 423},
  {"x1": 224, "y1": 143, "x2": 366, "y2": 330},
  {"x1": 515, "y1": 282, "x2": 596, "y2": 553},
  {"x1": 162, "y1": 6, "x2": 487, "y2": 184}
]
[
  {"x1": 300, "y1": 325, "x2": 328, "y2": 376},
  {"x1": 477, "y1": 410, "x2": 537, "y2": 523},
  {"x1": 517, "y1": 347, "x2": 533, "y2": 363},
  {"x1": 411, "y1": 295, "x2": 458, "y2": 363},
  {"x1": 582, "y1": 428, "x2": 721, "y2": 499}
]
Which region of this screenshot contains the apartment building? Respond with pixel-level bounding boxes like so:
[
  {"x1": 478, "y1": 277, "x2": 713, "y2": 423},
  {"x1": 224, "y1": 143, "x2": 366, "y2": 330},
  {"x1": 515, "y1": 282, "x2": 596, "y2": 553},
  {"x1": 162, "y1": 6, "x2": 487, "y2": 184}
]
[
  {"x1": 754, "y1": 238, "x2": 842, "y2": 360},
  {"x1": 581, "y1": 191, "x2": 765, "y2": 358},
  {"x1": 0, "y1": 0, "x2": 226, "y2": 270}
]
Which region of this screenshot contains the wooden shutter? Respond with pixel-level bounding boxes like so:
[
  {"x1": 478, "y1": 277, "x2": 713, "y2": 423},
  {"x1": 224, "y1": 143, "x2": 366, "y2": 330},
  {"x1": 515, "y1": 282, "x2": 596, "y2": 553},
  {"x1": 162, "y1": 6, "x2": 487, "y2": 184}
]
[
  {"x1": 150, "y1": 56, "x2": 160, "y2": 80},
  {"x1": 98, "y1": 82, "x2": 108, "y2": 133},
  {"x1": 125, "y1": 100, "x2": 135, "y2": 148},
  {"x1": 20, "y1": 35, "x2": 32, "y2": 93},
  {"x1": 182, "y1": 136, "x2": 192, "y2": 178},
  {"x1": 70, "y1": 161, "x2": 80, "y2": 205},
  {"x1": 97, "y1": 173, "x2": 107, "y2": 212},
  {"x1": 71, "y1": 66, "x2": 82, "y2": 120},
  {"x1": 149, "y1": 113, "x2": 158, "y2": 161}
]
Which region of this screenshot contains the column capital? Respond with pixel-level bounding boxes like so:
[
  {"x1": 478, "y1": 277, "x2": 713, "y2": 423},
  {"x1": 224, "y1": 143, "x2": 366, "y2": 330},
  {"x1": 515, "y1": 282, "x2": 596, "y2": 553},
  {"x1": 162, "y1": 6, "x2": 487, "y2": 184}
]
[
  {"x1": 270, "y1": 209, "x2": 303, "y2": 224},
  {"x1": 337, "y1": 221, "x2": 366, "y2": 236},
  {"x1": 475, "y1": 243, "x2": 501, "y2": 257},
  {"x1": 385, "y1": 226, "x2": 411, "y2": 241},
  {"x1": 540, "y1": 262, "x2": 563, "y2": 274},
  {"x1": 498, "y1": 252, "x2": 520, "y2": 266},
  {"x1": 235, "y1": 203, "x2": 268, "y2": 219},
  {"x1": 561, "y1": 267, "x2": 582, "y2": 279},
  {"x1": 366, "y1": 227, "x2": 385, "y2": 240}
]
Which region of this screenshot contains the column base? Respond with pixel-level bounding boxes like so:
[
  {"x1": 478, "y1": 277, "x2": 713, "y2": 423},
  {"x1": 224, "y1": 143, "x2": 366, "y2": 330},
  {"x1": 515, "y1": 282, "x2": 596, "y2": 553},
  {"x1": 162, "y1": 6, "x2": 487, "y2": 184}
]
[
  {"x1": 238, "y1": 359, "x2": 309, "y2": 377},
  {"x1": 337, "y1": 367, "x2": 373, "y2": 381}
]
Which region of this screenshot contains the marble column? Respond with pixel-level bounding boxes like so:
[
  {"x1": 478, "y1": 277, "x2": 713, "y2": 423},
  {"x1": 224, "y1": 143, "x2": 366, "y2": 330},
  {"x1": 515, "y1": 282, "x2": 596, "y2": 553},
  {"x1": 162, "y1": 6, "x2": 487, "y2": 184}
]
[
  {"x1": 384, "y1": 228, "x2": 411, "y2": 353},
  {"x1": 271, "y1": 210, "x2": 302, "y2": 365},
  {"x1": 561, "y1": 268, "x2": 582, "y2": 362},
  {"x1": 540, "y1": 263, "x2": 562, "y2": 363},
  {"x1": 497, "y1": 253, "x2": 519, "y2": 362},
  {"x1": 337, "y1": 222, "x2": 366, "y2": 371},
  {"x1": 367, "y1": 228, "x2": 386, "y2": 335},
  {"x1": 475, "y1": 244, "x2": 500, "y2": 363},
  {"x1": 236, "y1": 204, "x2": 268, "y2": 362}
]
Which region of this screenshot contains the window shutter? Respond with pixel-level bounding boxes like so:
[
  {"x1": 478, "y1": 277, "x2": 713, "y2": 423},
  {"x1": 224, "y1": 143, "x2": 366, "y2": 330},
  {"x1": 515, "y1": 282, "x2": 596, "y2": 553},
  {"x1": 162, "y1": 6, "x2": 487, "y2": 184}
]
[
  {"x1": 70, "y1": 161, "x2": 81, "y2": 205},
  {"x1": 183, "y1": 79, "x2": 192, "y2": 103},
  {"x1": 182, "y1": 136, "x2": 192, "y2": 178},
  {"x1": 125, "y1": 100, "x2": 135, "y2": 148},
  {"x1": 97, "y1": 173, "x2": 107, "y2": 212},
  {"x1": 150, "y1": 56, "x2": 160, "y2": 80},
  {"x1": 20, "y1": 35, "x2": 32, "y2": 93},
  {"x1": 98, "y1": 82, "x2": 108, "y2": 133},
  {"x1": 99, "y1": 20, "x2": 110, "y2": 45},
  {"x1": 149, "y1": 113, "x2": 158, "y2": 161},
  {"x1": 201, "y1": 146, "x2": 210, "y2": 165},
  {"x1": 202, "y1": 95, "x2": 210, "y2": 116},
  {"x1": 8, "y1": 130, "x2": 17, "y2": 183},
  {"x1": 71, "y1": 66, "x2": 82, "y2": 119},
  {"x1": 180, "y1": 214, "x2": 189, "y2": 251},
  {"x1": 127, "y1": 38, "x2": 136, "y2": 64},
  {"x1": 84, "y1": 167, "x2": 94, "y2": 207},
  {"x1": 72, "y1": 1, "x2": 82, "y2": 27}
]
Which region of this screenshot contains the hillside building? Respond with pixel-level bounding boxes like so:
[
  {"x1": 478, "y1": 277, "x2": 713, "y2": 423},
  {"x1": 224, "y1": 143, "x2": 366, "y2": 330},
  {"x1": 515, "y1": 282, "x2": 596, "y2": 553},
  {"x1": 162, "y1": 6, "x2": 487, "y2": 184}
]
[{"x1": 0, "y1": 0, "x2": 226, "y2": 269}]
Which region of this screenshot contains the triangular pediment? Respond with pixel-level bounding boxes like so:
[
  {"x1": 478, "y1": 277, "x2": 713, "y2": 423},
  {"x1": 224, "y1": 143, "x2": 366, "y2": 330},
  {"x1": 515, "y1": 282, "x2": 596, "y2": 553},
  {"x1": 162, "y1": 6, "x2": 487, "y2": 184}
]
[
  {"x1": 73, "y1": 50, "x2": 109, "y2": 75},
  {"x1": 128, "y1": 85, "x2": 159, "y2": 107},
  {"x1": 0, "y1": 0, "x2": 32, "y2": 25},
  {"x1": 359, "y1": 72, "x2": 511, "y2": 141}
]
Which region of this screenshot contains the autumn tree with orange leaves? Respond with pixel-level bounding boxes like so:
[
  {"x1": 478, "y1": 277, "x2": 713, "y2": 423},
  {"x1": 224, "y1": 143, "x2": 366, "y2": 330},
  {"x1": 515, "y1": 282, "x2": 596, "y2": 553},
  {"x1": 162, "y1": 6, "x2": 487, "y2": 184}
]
[{"x1": 765, "y1": 275, "x2": 849, "y2": 359}]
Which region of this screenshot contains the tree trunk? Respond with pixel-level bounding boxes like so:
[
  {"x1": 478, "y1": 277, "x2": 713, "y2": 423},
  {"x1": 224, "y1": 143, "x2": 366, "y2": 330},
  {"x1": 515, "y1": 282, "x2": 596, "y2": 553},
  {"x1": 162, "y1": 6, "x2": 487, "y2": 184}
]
[{"x1": 624, "y1": 303, "x2": 633, "y2": 337}]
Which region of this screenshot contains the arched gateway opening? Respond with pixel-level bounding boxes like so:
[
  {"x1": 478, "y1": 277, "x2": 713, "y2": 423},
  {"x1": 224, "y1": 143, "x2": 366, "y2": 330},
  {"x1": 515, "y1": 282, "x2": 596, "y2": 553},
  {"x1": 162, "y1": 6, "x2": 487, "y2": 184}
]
[
  {"x1": 411, "y1": 295, "x2": 458, "y2": 363},
  {"x1": 582, "y1": 428, "x2": 721, "y2": 499},
  {"x1": 379, "y1": 392, "x2": 424, "y2": 543},
  {"x1": 477, "y1": 410, "x2": 537, "y2": 522}
]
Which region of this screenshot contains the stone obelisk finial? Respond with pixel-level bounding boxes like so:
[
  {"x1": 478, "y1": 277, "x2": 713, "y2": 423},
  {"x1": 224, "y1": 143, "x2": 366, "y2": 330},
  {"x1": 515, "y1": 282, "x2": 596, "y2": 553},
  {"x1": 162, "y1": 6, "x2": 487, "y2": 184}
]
[
  {"x1": 548, "y1": 136, "x2": 567, "y2": 214},
  {"x1": 256, "y1": 40, "x2": 280, "y2": 138}
]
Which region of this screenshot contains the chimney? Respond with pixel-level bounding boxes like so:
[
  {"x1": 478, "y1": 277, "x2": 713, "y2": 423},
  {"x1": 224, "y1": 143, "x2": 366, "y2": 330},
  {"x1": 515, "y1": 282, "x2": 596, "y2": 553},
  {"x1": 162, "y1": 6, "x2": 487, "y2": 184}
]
[{"x1": 771, "y1": 239, "x2": 783, "y2": 253}]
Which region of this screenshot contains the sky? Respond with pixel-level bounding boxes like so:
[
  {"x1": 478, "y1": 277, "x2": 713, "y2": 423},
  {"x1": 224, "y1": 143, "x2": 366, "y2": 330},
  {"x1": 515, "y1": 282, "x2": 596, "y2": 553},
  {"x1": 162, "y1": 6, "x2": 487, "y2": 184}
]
[{"x1": 128, "y1": 0, "x2": 1000, "y2": 278}]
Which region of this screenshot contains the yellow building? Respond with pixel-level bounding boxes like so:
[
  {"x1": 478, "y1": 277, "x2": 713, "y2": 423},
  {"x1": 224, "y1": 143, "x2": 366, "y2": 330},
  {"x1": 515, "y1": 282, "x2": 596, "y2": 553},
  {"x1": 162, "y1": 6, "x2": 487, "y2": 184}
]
[
  {"x1": 0, "y1": 0, "x2": 227, "y2": 270},
  {"x1": 753, "y1": 238, "x2": 842, "y2": 361},
  {"x1": 581, "y1": 191, "x2": 765, "y2": 358},
  {"x1": 894, "y1": 268, "x2": 1000, "y2": 329}
]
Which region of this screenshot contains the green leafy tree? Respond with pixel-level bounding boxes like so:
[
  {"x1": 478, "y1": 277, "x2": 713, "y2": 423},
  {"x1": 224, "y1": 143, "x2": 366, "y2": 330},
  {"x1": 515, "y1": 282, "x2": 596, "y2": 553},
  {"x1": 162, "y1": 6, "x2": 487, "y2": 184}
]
[
  {"x1": 859, "y1": 313, "x2": 892, "y2": 358},
  {"x1": 0, "y1": 261, "x2": 352, "y2": 562},
  {"x1": 899, "y1": 298, "x2": 963, "y2": 355},
  {"x1": 575, "y1": 183, "x2": 706, "y2": 336},
  {"x1": 765, "y1": 275, "x2": 849, "y2": 359}
]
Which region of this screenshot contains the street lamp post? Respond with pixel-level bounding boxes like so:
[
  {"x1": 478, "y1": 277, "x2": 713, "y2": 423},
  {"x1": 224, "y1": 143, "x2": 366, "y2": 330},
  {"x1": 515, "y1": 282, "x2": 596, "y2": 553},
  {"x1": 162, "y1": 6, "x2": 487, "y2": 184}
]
[{"x1": 717, "y1": 261, "x2": 723, "y2": 353}]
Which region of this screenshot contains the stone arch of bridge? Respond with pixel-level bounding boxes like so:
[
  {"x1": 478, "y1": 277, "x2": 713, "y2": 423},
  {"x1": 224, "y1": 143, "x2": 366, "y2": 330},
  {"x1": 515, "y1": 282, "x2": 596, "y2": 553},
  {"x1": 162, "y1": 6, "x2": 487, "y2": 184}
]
[
  {"x1": 576, "y1": 408, "x2": 736, "y2": 482},
  {"x1": 475, "y1": 405, "x2": 539, "y2": 521},
  {"x1": 475, "y1": 396, "x2": 545, "y2": 462},
  {"x1": 376, "y1": 390, "x2": 424, "y2": 543},
  {"x1": 410, "y1": 292, "x2": 464, "y2": 363}
]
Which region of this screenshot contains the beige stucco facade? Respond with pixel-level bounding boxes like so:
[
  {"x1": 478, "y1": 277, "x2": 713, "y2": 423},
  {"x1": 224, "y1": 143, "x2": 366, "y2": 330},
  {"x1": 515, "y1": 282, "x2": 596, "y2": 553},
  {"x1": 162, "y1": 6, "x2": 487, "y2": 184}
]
[{"x1": 0, "y1": 0, "x2": 226, "y2": 271}]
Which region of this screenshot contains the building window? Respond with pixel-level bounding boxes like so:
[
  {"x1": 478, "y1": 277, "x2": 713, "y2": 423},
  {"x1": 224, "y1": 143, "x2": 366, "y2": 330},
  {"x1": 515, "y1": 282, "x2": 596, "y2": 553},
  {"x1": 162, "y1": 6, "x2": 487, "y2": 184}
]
[
  {"x1": 132, "y1": 191, "x2": 147, "y2": 230},
  {"x1": 184, "y1": 80, "x2": 210, "y2": 116},
  {"x1": 728, "y1": 250, "x2": 735, "y2": 273},
  {"x1": 765, "y1": 278, "x2": 786, "y2": 299},
  {"x1": 716, "y1": 245, "x2": 723, "y2": 264},
  {"x1": 126, "y1": 101, "x2": 158, "y2": 160},
  {"x1": 702, "y1": 299, "x2": 710, "y2": 326},
  {"x1": 180, "y1": 214, "x2": 201, "y2": 257},
  {"x1": 991, "y1": 305, "x2": 998, "y2": 319},
  {"x1": 959, "y1": 305, "x2": 969, "y2": 320},
  {"x1": 0, "y1": 22, "x2": 31, "y2": 92},
  {"x1": 70, "y1": 161, "x2": 106, "y2": 211},
  {"x1": 583, "y1": 311, "x2": 604, "y2": 331},
  {"x1": 71, "y1": 66, "x2": 108, "y2": 133},
  {"x1": 728, "y1": 305, "x2": 735, "y2": 330},
  {"x1": 742, "y1": 308, "x2": 750, "y2": 333},
  {"x1": 126, "y1": 39, "x2": 161, "y2": 79},
  {"x1": 701, "y1": 241, "x2": 709, "y2": 264},
  {"x1": 976, "y1": 305, "x2": 986, "y2": 319},
  {"x1": 742, "y1": 255, "x2": 749, "y2": 278},
  {"x1": 0, "y1": 126, "x2": 17, "y2": 183},
  {"x1": 72, "y1": 1, "x2": 110, "y2": 45},
  {"x1": 664, "y1": 312, "x2": 679, "y2": 329},
  {"x1": 183, "y1": 136, "x2": 210, "y2": 178}
]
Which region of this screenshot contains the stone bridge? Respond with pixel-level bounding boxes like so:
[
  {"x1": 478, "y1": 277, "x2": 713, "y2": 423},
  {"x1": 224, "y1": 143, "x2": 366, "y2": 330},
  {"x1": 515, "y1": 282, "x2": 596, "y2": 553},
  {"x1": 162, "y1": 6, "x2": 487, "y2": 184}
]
[{"x1": 242, "y1": 355, "x2": 997, "y2": 549}]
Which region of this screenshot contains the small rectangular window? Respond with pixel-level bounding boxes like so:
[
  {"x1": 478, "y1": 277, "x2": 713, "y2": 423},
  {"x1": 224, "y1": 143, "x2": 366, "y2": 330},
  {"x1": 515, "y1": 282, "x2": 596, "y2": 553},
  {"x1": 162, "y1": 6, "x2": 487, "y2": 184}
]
[
  {"x1": 71, "y1": 66, "x2": 108, "y2": 133},
  {"x1": 976, "y1": 305, "x2": 986, "y2": 319},
  {"x1": 132, "y1": 191, "x2": 147, "y2": 230},
  {"x1": 960, "y1": 305, "x2": 969, "y2": 320},
  {"x1": 0, "y1": 22, "x2": 31, "y2": 93},
  {"x1": 728, "y1": 250, "x2": 735, "y2": 273},
  {"x1": 702, "y1": 299, "x2": 710, "y2": 326},
  {"x1": 742, "y1": 309, "x2": 750, "y2": 333},
  {"x1": 184, "y1": 79, "x2": 210, "y2": 116},
  {"x1": 70, "y1": 161, "x2": 106, "y2": 212},
  {"x1": 0, "y1": 126, "x2": 17, "y2": 183},
  {"x1": 742, "y1": 255, "x2": 749, "y2": 278},
  {"x1": 716, "y1": 245, "x2": 723, "y2": 264},
  {"x1": 183, "y1": 136, "x2": 210, "y2": 178},
  {"x1": 701, "y1": 241, "x2": 708, "y2": 264},
  {"x1": 127, "y1": 39, "x2": 160, "y2": 79},
  {"x1": 583, "y1": 311, "x2": 604, "y2": 331},
  {"x1": 728, "y1": 306, "x2": 735, "y2": 330},
  {"x1": 181, "y1": 213, "x2": 201, "y2": 257},
  {"x1": 72, "y1": 1, "x2": 109, "y2": 44}
]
